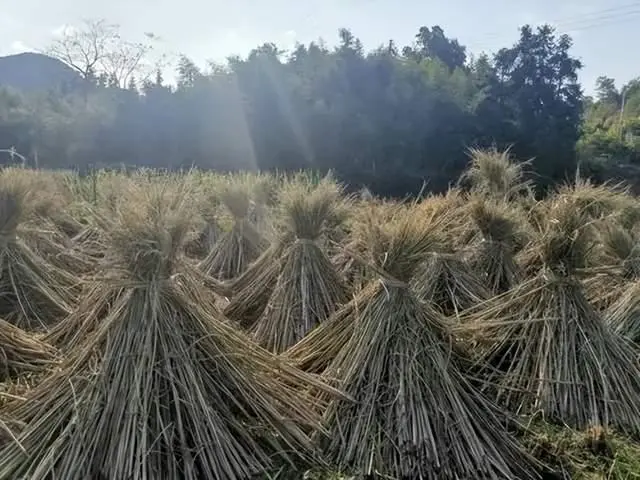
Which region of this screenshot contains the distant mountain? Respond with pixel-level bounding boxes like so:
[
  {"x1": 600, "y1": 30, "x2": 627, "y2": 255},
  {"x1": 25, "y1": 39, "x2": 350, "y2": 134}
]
[{"x1": 0, "y1": 52, "x2": 82, "y2": 92}]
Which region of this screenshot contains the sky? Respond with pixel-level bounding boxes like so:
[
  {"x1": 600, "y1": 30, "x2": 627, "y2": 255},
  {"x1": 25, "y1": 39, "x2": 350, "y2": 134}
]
[{"x1": 1, "y1": 0, "x2": 640, "y2": 93}]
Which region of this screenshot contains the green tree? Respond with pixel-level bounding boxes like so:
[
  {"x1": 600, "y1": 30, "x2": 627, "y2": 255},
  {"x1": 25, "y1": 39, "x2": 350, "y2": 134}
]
[{"x1": 493, "y1": 24, "x2": 583, "y2": 186}]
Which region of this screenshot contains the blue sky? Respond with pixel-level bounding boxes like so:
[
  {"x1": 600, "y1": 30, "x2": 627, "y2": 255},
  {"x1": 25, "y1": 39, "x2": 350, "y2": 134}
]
[{"x1": 2, "y1": 0, "x2": 639, "y2": 93}]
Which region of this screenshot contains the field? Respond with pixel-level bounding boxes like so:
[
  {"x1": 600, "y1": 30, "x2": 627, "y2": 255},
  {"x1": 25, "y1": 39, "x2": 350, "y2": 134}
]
[{"x1": 1, "y1": 150, "x2": 640, "y2": 479}]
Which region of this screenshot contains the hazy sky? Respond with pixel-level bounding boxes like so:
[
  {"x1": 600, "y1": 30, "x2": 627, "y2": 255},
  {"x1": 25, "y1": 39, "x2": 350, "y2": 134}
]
[{"x1": 2, "y1": 0, "x2": 639, "y2": 93}]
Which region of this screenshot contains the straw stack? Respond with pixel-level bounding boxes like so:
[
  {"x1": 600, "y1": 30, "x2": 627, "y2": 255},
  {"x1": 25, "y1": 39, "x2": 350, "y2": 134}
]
[
  {"x1": 459, "y1": 197, "x2": 640, "y2": 436},
  {"x1": 251, "y1": 182, "x2": 348, "y2": 353},
  {"x1": 199, "y1": 186, "x2": 267, "y2": 280},
  {"x1": 0, "y1": 183, "x2": 78, "y2": 331},
  {"x1": 307, "y1": 212, "x2": 540, "y2": 479},
  {"x1": 0, "y1": 182, "x2": 338, "y2": 479}
]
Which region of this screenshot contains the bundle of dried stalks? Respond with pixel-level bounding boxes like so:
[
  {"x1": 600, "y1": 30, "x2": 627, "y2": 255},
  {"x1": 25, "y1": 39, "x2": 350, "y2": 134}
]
[
  {"x1": 0, "y1": 168, "x2": 83, "y2": 238},
  {"x1": 199, "y1": 186, "x2": 267, "y2": 280},
  {"x1": 0, "y1": 182, "x2": 339, "y2": 479},
  {"x1": 468, "y1": 197, "x2": 527, "y2": 293},
  {"x1": 412, "y1": 251, "x2": 491, "y2": 317},
  {"x1": 583, "y1": 223, "x2": 640, "y2": 310},
  {"x1": 0, "y1": 184, "x2": 79, "y2": 330},
  {"x1": 606, "y1": 281, "x2": 640, "y2": 343},
  {"x1": 251, "y1": 183, "x2": 348, "y2": 353},
  {"x1": 556, "y1": 177, "x2": 637, "y2": 222},
  {"x1": 184, "y1": 192, "x2": 222, "y2": 259},
  {"x1": 0, "y1": 318, "x2": 57, "y2": 381},
  {"x1": 310, "y1": 213, "x2": 539, "y2": 478},
  {"x1": 459, "y1": 199, "x2": 640, "y2": 436},
  {"x1": 458, "y1": 147, "x2": 534, "y2": 202},
  {"x1": 223, "y1": 238, "x2": 291, "y2": 329},
  {"x1": 286, "y1": 297, "x2": 363, "y2": 375},
  {"x1": 21, "y1": 217, "x2": 97, "y2": 276},
  {"x1": 332, "y1": 201, "x2": 402, "y2": 292},
  {"x1": 417, "y1": 188, "x2": 475, "y2": 248},
  {"x1": 594, "y1": 225, "x2": 640, "y2": 342}
]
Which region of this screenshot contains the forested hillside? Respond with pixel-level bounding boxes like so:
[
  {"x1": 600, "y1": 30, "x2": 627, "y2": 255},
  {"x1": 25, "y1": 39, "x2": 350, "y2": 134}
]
[{"x1": 0, "y1": 20, "x2": 637, "y2": 195}]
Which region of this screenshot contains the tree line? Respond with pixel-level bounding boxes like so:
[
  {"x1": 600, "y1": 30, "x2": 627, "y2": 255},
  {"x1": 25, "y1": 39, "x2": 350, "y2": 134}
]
[{"x1": 0, "y1": 20, "x2": 638, "y2": 195}]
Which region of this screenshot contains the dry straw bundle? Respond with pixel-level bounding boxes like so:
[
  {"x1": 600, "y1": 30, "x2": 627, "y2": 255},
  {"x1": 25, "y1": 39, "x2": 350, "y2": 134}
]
[
  {"x1": 459, "y1": 146, "x2": 533, "y2": 202},
  {"x1": 331, "y1": 201, "x2": 395, "y2": 292},
  {"x1": 304, "y1": 212, "x2": 539, "y2": 479},
  {"x1": 0, "y1": 318, "x2": 57, "y2": 381},
  {"x1": 583, "y1": 222, "x2": 640, "y2": 311},
  {"x1": 184, "y1": 191, "x2": 222, "y2": 259},
  {"x1": 468, "y1": 196, "x2": 527, "y2": 294},
  {"x1": 199, "y1": 185, "x2": 267, "y2": 280},
  {"x1": 223, "y1": 237, "x2": 291, "y2": 328},
  {"x1": 600, "y1": 224, "x2": 640, "y2": 342},
  {"x1": 0, "y1": 181, "x2": 339, "y2": 479},
  {"x1": 459, "y1": 197, "x2": 640, "y2": 436},
  {"x1": 251, "y1": 181, "x2": 348, "y2": 353},
  {"x1": 412, "y1": 251, "x2": 491, "y2": 317},
  {"x1": 0, "y1": 180, "x2": 79, "y2": 330}
]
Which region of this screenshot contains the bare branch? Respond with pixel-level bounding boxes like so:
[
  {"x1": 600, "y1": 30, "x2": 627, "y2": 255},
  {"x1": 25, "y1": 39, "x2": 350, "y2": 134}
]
[{"x1": 45, "y1": 19, "x2": 157, "y2": 87}]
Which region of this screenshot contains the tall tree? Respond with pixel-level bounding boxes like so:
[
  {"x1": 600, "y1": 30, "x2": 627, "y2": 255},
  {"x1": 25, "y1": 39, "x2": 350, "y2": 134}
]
[
  {"x1": 493, "y1": 24, "x2": 583, "y2": 186},
  {"x1": 404, "y1": 25, "x2": 467, "y2": 71},
  {"x1": 595, "y1": 76, "x2": 619, "y2": 104}
]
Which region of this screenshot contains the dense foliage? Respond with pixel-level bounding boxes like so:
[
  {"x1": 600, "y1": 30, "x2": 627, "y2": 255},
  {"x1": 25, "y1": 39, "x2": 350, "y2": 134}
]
[
  {"x1": 579, "y1": 77, "x2": 640, "y2": 171},
  {"x1": 1, "y1": 21, "x2": 634, "y2": 195}
]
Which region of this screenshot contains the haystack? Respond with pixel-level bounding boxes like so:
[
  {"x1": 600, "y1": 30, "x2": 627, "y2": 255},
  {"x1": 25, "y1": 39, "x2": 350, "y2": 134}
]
[
  {"x1": 310, "y1": 213, "x2": 539, "y2": 479},
  {"x1": 458, "y1": 146, "x2": 533, "y2": 202},
  {"x1": 468, "y1": 197, "x2": 527, "y2": 294},
  {"x1": 199, "y1": 186, "x2": 267, "y2": 280},
  {"x1": 417, "y1": 188, "x2": 476, "y2": 249},
  {"x1": 285, "y1": 298, "x2": 358, "y2": 374},
  {"x1": 584, "y1": 222, "x2": 640, "y2": 311},
  {"x1": 0, "y1": 185, "x2": 78, "y2": 330},
  {"x1": 223, "y1": 237, "x2": 291, "y2": 329},
  {"x1": 412, "y1": 251, "x2": 491, "y2": 317},
  {"x1": 251, "y1": 183, "x2": 348, "y2": 354},
  {"x1": 184, "y1": 192, "x2": 222, "y2": 259},
  {"x1": 0, "y1": 182, "x2": 338, "y2": 479},
  {"x1": 459, "y1": 198, "x2": 640, "y2": 436},
  {"x1": 0, "y1": 318, "x2": 57, "y2": 381},
  {"x1": 597, "y1": 225, "x2": 640, "y2": 342}
]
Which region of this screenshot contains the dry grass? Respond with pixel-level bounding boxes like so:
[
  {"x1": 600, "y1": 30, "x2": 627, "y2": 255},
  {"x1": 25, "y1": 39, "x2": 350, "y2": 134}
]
[
  {"x1": 0, "y1": 183, "x2": 79, "y2": 330},
  {"x1": 459, "y1": 146, "x2": 534, "y2": 201},
  {"x1": 412, "y1": 252, "x2": 491, "y2": 317},
  {"x1": 0, "y1": 180, "x2": 340, "y2": 479},
  {"x1": 251, "y1": 182, "x2": 348, "y2": 353},
  {"x1": 0, "y1": 319, "x2": 58, "y2": 381},
  {"x1": 199, "y1": 185, "x2": 267, "y2": 280},
  {"x1": 468, "y1": 196, "x2": 527, "y2": 293},
  {"x1": 312, "y1": 213, "x2": 539, "y2": 479},
  {"x1": 1, "y1": 163, "x2": 640, "y2": 478}
]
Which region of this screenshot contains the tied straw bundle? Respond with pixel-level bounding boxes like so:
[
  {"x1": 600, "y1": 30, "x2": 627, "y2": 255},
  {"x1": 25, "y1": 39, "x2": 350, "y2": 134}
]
[
  {"x1": 0, "y1": 181, "x2": 78, "y2": 331},
  {"x1": 412, "y1": 251, "x2": 490, "y2": 318},
  {"x1": 468, "y1": 196, "x2": 527, "y2": 294},
  {"x1": 251, "y1": 182, "x2": 348, "y2": 354},
  {"x1": 458, "y1": 146, "x2": 534, "y2": 202},
  {"x1": 0, "y1": 181, "x2": 340, "y2": 480},
  {"x1": 223, "y1": 237, "x2": 291, "y2": 329},
  {"x1": 600, "y1": 224, "x2": 640, "y2": 342},
  {"x1": 199, "y1": 186, "x2": 267, "y2": 280},
  {"x1": 458, "y1": 196, "x2": 640, "y2": 436},
  {"x1": 307, "y1": 211, "x2": 540, "y2": 479},
  {"x1": 184, "y1": 191, "x2": 222, "y2": 259}
]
